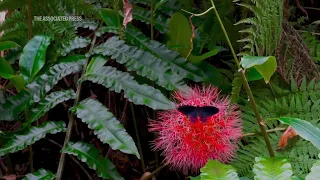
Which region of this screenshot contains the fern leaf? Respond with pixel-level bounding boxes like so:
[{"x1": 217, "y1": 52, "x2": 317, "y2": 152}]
[
  {"x1": 80, "y1": 66, "x2": 175, "y2": 110},
  {"x1": 306, "y1": 154, "x2": 320, "y2": 180},
  {"x1": 98, "y1": 24, "x2": 206, "y2": 82},
  {"x1": 231, "y1": 72, "x2": 243, "y2": 103},
  {"x1": 91, "y1": 36, "x2": 186, "y2": 90},
  {"x1": 27, "y1": 59, "x2": 85, "y2": 102},
  {"x1": 21, "y1": 89, "x2": 76, "y2": 130},
  {"x1": 0, "y1": 121, "x2": 66, "y2": 156},
  {"x1": 200, "y1": 160, "x2": 240, "y2": 180},
  {"x1": 60, "y1": 36, "x2": 91, "y2": 56},
  {"x1": 22, "y1": 168, "x2": 55, "y2": 180},
  {"x1": 72, "y1": 20, "x2": 98, "y2": 30},
  {"x1": 0, "y1": 90, "x2": 31, "y2": 121},
  {"x1": 71, "y1": 98, "x2": 140, "y2": 158},
  {"x1": 253, "y1": 156, "x2": 294, "y2": 180},
  {"x1": 62, "y1": 141, "x2": 124, "y2": 180}
]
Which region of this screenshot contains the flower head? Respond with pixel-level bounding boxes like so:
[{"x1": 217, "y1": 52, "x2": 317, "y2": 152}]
[{"x1": 149, "y1": 85, "x2": 242, "y2": 172}]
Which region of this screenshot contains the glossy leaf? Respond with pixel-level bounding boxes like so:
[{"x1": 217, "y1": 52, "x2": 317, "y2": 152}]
[
  {"x1": 278, "y1": 117, "x2": 320, "y2": 149},
  {"x1": 27, "y1": 59, "x2": 85, "y2": 102},
  {"x1": 253, "y1": 157, "x2": 294, "y2": 180},
  {"x1": 0, "y1": 121, "x2": 66, "y2": 156},
  {"x1": 0, "y1": 57, "x2": 14, "y2": 79},
  {"x1": 246, "y1": 67, "x2": 263, "y2": 82},
  {"x1": 19, "y1": 35, "x2": 51, "y2": 82},
  {"x1": 96, "y1": 22, "x2": 206, "y2": 82},
  {"x1": 20, "y1": 89, "x2": 76, "y2": 130},
  {"x1": 80, "y1": 66, "x2": 175, "y2": 110},
  {"x1": 61, "y1": 37, "x2": 91, "y2": 56},
  {"x1": 240, "y1": 56, "x2": 277, "y2": 83},
  {"x1": 91, "y1": 36, "x2": 186, "y2": 90},
  {"x1": 200, "y1": 160, "x2": 240, "y2": 180},
  {"x1": 0, "y1": 90, "x2": 31, "y2": 121},
  {"x1": 0, "y1": 41, "x2": 20, "y2": 51},
  {"x1": 166, "y1": 12, "x2": 192, "y2": 58},
  {"x1": 22, "y1": 168, "x2": 55, "y2": 180},
  {"x1": 86, "y1": 55, "x2": 108, "y2": 74},
  {"x1": 99, "y1": 8, "x2": 122, "y2": 28},
  {"x1": 71, "y1": 98, "x2": 140, "y2": 158},
  {"x1": 62, "y1": 141, "x2": 124, "y2": 180},
  {"x1": 306, "y1": 154, "x2": 320, "y2": 180},
  {"x1": 188, "y1": 47, "x2": 225, "y2": 64}
]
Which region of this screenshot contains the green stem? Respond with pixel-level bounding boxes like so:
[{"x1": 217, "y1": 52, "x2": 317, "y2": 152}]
[
  {"x1": 55, "y1": 34, "x2": 97, "y2": 180},
  {"x1": 114, "y1": 0, "x2": 124, "y2": 40},
  {"x1": 130, "y1": 103, "x2": 146, "y2": 172},
  {"x1": 143, "y1": 164, "x2": 166, "y2": 180},
  {"x1": 27, "y1": 0, "x2": 32, "y2": 39},
  {"x1": 209, "y1": 0, "x2": 275, "y2": 157},
  {"x1": 150, "y1": 0, "x2": 154, "y2": 40},
  {"x1": 242, "y1": 127, "x2": 286, "y2": 137}
]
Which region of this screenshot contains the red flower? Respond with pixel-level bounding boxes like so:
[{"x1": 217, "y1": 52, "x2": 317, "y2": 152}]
[{"x1": 149, "y1": 85, "x2": 242, "y2": 172}]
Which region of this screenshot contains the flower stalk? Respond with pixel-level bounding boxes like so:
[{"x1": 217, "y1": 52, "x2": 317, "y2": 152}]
[{"x1": 208, "y1": 0, "x2": 275, "y2": 157}]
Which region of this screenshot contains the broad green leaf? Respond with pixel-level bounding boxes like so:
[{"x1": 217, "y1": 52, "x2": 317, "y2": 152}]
[
  {"x1": 62, "y1": 141, "x2": 124, "y2": 180},
  {"x1": 200, "y1": 160, "x2": 240, "y2": 180},
  {"x1": 91, "y1": 36, "x2": 186, "y2": 90},
  {"x1": 61, "y1": 37, "x2": 91, "y2": 56},
  {"x1": 240, "y1": 56, "x2": 277, "y2": 83},
  {"x1": 80, "y1": 66, "x2": 175, "y2": 110},
  {"x1": 86, "y1": 55, "x2": 108, "y2": 74},
  {"x1": 20, "y1": 89, "x2": 76, "y2": 130},
  {"x1": 99, "y1": 8, "x2": 122, "y2": 27},
  {"x1": 27, "y1": 59, "x2": 85, "y2": 102},
  {"x1": 154, "y1": 0, "x2": 169, "y2": 12},
  {"x1": 0, "y1": 90, "x2": 31, "y2": 121},
  {"x1": 58, "y1": 54, "x2": 86, "y2": 63},
  {"x1": 190, "y1": 176, "x2": 201, "y2": 180},
  {"x1": 71, "y1": 98, "x2": 140, "y2": 158},
  {"x1": 0, "y1": 41, "x2": 20, "y2": 51},
  {"x1": 0, "y1": 57, "x2": 26, "y2": 91},
  {"x1": 0, "y1": 57, "x2": 14, "y2": 79},
  {"x1": 23, "y1": 168, "x2": 55, "y2": 180},
  {"x1": 278, "y1": 117, "x2": 320, "y2": 150},
  {"x1": 10, "y1": 75, "x2": 26, "y2": 91},
  {"x1": 306, "y1": 154, "x2": 320, "y2": 180},
  {"x1": 166, "y1": 12, "x2": 192, "y2": 58},
  {"x1": 246, "y1": 67, "x2": 263, "y2": 82},
  {"x1": 19, "y1": 35, "x2": 51, "y2": 83},
  {"x1": 0, "y1": 121, "x2": 66, "y2": 156},
  {"x1": 253, "y1": 157, "x2": 294, "y2": 180}
]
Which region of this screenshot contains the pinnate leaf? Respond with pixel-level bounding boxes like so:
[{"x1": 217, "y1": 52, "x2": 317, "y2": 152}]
[
  {"x1": 0, "y1": 121, "x2": 66, "y2": 156},
  {"x1": 23, "y1": 168, "x2": 55, "y2": 180},
  {"x1": 71, "y1": 98, "x2": 140, "y2": 158},
  {"x1": 62, "y1": 141, "x2": 124, "y2": 180},
  {"x1": 200, "y1": 160, "x2": 240, "y2": 180}
]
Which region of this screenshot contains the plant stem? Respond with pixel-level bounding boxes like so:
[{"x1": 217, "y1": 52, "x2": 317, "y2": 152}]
[
  {"x1": 130, "y1": 103, "x2": 146, "y2": 172},
  {"x1": 242, "y1": 127, "x2": 286, "y2": 137},
  {"x1": 150, "y1": 0, "x2": 154, "y2": 40},
  {"x1": 143, "y1": 164, "x2": 167, "y2": 180},
  {"x1": 209, "y1": 0, "x2": 275, "y2": 157},
  {"x1": 27, "y1": 0, "x2": 32, "y2": 39},
  {"x1": 114, "y1": 0, "x2": 124, "y2": 40},
  {"x1": 55, "y1": 34, "x2": 97, "y2": 180}
]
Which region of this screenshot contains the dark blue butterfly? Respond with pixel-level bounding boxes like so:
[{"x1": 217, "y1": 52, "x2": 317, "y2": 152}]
[{"x1": 177, "y1": 105, "x2": 219, "y2": 123}]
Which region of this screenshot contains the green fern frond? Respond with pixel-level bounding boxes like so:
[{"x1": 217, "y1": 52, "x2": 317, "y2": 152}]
[
  {"x1": 23, "y1": 169, "x2": 55, "y2": 180},
  {"x1": 71, "y1": 98, "x2": 140, "y2": 158},
  {"x1": 80, "y1": 66, "x2": 175, "y2": 110},
  {"x1": 91, "y1": 36, "x2": 186, "y2": 90},
  {"x1": 0, "y1": 121, "x2": 66, "y2": 156},
  {"x1": 62, "y1": 141, "x2": 124, "y2": 180}
]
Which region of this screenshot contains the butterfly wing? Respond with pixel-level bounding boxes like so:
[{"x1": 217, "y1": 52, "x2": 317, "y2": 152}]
[
  {"x1": 198, "y1": 106, "x2": 219, "y2": 123},
  {"x1": 177, "y1": 105, "x2": 199, "y2": 123}
]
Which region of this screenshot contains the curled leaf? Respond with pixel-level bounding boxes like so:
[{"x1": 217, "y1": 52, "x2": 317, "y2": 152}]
[
  {"x1": 123, "y1": 0, "x2": 133, "y2": 28},
  {"x1": 277, "y1": 126, "x2": 298, "y2": 151}
]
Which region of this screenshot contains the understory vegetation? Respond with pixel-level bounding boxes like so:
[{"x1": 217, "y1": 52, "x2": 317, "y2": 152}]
[{"x1": 0, "y1": 0, "x2": 320, "y2": 179}]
